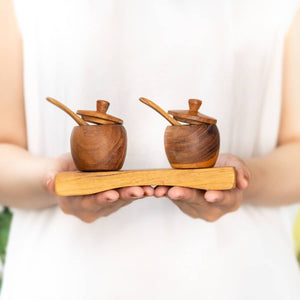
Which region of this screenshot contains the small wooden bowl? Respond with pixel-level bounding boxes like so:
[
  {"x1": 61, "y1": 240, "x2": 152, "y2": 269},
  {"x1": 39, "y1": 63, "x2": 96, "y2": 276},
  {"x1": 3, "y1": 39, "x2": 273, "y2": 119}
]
[
  {"x1": 164, "y1": 124, "x2": 220, "y2": 169},
  {"x1": 71, "y1": 125, "x2": 127, "y2": 171}
]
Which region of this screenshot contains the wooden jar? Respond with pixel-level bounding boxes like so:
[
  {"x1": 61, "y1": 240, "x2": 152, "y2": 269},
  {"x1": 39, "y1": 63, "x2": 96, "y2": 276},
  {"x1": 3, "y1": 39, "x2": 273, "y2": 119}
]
[
  {"x1": 140, "y1": 97, "x2": 220, "y2": 169},
  {"x1": 71, "y1": 124, "x2": 127, "y2": 171},
  {"x1": 68, "y1": 100, "x2": 127, "y2": 171},
  {"x1": 164, "y1": 124, "x2": 219, "y2": 169},
  {"x1": 165, "y1": 99, "x2": 219, "y2": 168},
  {"x1": 46, "y1": 97, "x2": 127, "y2": 172}
]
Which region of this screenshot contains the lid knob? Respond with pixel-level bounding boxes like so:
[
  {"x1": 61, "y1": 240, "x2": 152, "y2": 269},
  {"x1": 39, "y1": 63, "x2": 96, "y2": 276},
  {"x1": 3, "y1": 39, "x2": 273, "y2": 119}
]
[
  {"x1": 97, "y1": 100, "x2": 110, "y2": 113},
  {"x1": 188, "y1": 99, "x2": 202, "y2": 116},
  {"x1": 76, "y1": 100, "x2": 123, "y2": 125},
  {"x1": 168, "y1": 98, "x2": 217, "y2": 125}
]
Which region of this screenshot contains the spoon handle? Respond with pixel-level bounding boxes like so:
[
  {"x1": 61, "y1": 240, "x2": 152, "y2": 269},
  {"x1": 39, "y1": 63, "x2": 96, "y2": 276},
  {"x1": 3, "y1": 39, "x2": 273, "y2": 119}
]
[
  {"x1": 139, "y1": 97, "x2": 181, "y2": 126},
  {"x1": 46, "y1": 97, "x2": 88, "y2": 126}
]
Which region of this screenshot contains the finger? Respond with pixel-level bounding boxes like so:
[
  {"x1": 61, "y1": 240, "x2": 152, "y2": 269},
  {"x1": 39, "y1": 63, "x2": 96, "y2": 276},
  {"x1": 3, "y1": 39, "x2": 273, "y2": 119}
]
[
  {"x1": 171, "y1": 199, "x2": 201, "y2": 219},
  {"x1": 167, "y1": 186, "x2": 204, "y2": 203},
  {"x1": 236, "y1": 166, "x2": 250, "y2": 190},
  {"x1": 204, "y1": 190, "x2": 225, "y2": 203},
  {"x1": 118, "y1": 186, "x2": 145, "y2": 200},
  {"x1": 154, "y1": 186, "x2": 170, "y2": 198},
  {"x1": 43, "y1": 171, "x2": 56, "y2": 193},
  {"x1": 96, "y1": 200, "x2": 129, "y2": 218},
  {"x1": 218, "y1": 189, "x2": 242, "y2": 212},
  {"x1": 215, "y1": 154, "x2": 250, "y2": 190},
  {"x1": 142, "y1": 186, "x2": 155, "y2": 197},
  {"x1": 205, "y1": 189, "x2": 242, "y2": 212},
  {"x1": 75, "y1": 191, "x2": 120, "y2": 213},
  {"x1": 94, "y1": 190, "x2": 120, "y2": 204}
]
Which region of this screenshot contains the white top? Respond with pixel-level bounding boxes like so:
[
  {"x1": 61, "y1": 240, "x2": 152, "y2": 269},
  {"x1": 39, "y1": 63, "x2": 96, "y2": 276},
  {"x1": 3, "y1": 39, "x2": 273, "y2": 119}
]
[{"x1": 2, "y1": 0, "x2": 300, "y2": 299}]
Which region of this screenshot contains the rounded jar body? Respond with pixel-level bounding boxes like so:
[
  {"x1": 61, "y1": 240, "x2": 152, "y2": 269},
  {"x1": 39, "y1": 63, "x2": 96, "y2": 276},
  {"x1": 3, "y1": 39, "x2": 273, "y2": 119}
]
[
  {"x1": 164, "y1": 124, "x2": 220, "y2": 169},
  {"x1": 71, "y1": 125, "x2": 127, "y2": 171}
]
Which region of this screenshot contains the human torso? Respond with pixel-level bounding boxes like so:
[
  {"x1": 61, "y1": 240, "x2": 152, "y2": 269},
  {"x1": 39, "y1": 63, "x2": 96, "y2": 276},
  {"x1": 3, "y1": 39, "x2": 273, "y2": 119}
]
[{"x1": 2, "y1": 0, "x2": 300, "y2": 299}]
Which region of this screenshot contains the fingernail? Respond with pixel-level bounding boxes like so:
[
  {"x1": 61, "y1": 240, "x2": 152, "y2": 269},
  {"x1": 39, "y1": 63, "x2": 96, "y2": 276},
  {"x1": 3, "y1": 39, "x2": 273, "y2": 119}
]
[
  {"x1": 46, "y1": 178, "x2": 52, "y2": 187},
  {"x1": 107, "y1": 198, "x2": 118, "y2": 203},
  {"x1": 205, "y1": 195, "x2": 217, "y2": 203},
  {"x1": 144, "y1": 191, "x2": 154, "y2": 197},
  {"x1": 45, "y1": 177, "x2": 54, "y2": 192},
  {"x1": 242, "y1": 180, "x2": 248, "y2": 189}
]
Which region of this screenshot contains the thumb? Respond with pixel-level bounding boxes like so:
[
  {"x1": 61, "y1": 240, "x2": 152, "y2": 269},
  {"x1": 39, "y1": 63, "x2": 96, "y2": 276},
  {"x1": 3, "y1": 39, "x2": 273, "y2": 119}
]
[
  {"x1": 236, "y1": 164, "x2": 250, "y2": 190},
  {"x1": 42, "y1": 171, "x2": 56, "y2": 194}
]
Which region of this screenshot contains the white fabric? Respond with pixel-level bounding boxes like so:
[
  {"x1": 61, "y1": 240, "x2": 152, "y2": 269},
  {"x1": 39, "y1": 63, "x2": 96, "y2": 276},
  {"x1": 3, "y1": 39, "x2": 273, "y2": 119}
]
[{"x1": 2, "y1": 0, "x2": 300, "y2": 299}]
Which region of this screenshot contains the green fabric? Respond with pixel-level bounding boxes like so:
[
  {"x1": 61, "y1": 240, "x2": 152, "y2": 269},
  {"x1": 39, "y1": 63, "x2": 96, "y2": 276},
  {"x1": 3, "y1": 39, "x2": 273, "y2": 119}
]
[{"x1": 0, "y1": 207, "x2": 12, "y2": 292}]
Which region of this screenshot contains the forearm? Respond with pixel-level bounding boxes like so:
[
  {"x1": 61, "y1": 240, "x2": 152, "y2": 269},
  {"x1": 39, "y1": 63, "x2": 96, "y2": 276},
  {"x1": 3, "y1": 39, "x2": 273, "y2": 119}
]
[
  {"x1": 0, "y1": 143, "x2": 57, "y2": 209},
  {"x1": 244, "y1": 141, "x2": 300, "y2": 206}
]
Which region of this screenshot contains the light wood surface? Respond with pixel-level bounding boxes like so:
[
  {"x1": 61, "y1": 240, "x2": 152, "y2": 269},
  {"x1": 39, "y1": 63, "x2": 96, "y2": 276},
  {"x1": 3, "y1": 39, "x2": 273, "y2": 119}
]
[{"x1": 55, "y1": 167, "x2": 236, "y2": 196}]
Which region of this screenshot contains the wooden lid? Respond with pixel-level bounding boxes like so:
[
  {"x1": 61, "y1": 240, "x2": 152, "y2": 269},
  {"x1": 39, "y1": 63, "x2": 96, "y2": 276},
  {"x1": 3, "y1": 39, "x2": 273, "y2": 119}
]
[
  {"x1": 77, "y1": 100, "x2": 123, "y2": 125},
  {"x1": 168, "y1": 99, "x2": 217, "y2": 125}
]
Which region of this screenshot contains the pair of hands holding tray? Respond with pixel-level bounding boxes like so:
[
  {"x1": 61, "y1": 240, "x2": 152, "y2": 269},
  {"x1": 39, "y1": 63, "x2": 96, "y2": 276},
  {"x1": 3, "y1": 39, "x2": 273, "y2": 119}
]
[
  {"x1": 45, "y1": 97, "x2": 249, "y2": 223},
  {"x1": 44, "y1": 153, "x2": 249, "y2": 223}
]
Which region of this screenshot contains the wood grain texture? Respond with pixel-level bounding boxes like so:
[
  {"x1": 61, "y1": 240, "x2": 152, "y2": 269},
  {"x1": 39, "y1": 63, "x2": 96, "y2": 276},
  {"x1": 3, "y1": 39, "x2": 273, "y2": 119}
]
[
  {"x1": 164, "y1": 124, "x2": 220, "y2": 168},
  {"x1": 46, "y1": 97, "x2": 88, "y2": 126},
  {"x1": 81, "y1": 115, "x2": 116, "y2": 125},
  {"x1": 139, "y1": 97, "x2": 181, "y2": 126},
  {"x1": 71, "y1": 125, "x2": 127, "y2": 171},
  {"x1": 96, "y1": 100, "x2": 110, "y2": 113},
  {"x1": 168, "y1": 99, "x2": 217, "y2": 124},
  {"x1": 76, "y1": 110, "x2": 123, "y2": 124},
  {"x1": 55, "y1": 167, "x2": 236, "y2": 196},
  {"x1": 173, "y1": 115, "x2": 205, "y2": 125}
]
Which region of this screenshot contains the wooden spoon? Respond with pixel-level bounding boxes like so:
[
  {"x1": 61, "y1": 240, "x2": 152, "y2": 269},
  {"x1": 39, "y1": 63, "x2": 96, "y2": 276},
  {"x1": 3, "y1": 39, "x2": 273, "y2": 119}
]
[
  {"x1": 46, "y1": 97, "x2": 88, "y2": 126},
  {"x1": 139, "y1": 97, "x2": 181, "y2": 126}
]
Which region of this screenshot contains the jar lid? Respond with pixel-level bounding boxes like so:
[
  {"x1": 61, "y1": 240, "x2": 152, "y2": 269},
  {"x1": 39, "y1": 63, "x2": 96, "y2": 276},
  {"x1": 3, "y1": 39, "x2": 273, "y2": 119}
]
[
  {"x1": 168, "y1": 99, "x2": 217, "y2": 125},
  {"x1": 77, "y1": 100, "x2": 123, "y2": 125}
]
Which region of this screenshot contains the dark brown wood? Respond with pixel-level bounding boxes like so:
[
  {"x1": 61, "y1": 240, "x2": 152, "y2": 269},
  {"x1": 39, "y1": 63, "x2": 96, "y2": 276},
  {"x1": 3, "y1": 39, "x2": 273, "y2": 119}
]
[
  {"x1": 139, "y1": 97, "x2": 181, "y2": 126},
  {"x1": 71, "y1": 125, "x2": 127, "y2": 171},
  {"x1": 55, "y1": 167, "x2": 236, "y2": 196},
  {"x1": 168, "y1": 99, "x2": 217, "y2": 124},
  {"x1": 188, "y1": 99, "x2": 202, "y2": 115},
  {"x1": 46, "y1": 97, "x2": 88, "y2": 126},
  {"x1": 164, "y1": 124, "x2": 220, "y2": 168},
  {"x1": 97, "y1": 100, "x2": 110, "y2": 113},
  {"x1": 139, "y1": 97, "x2": 220, "y2": 169}
]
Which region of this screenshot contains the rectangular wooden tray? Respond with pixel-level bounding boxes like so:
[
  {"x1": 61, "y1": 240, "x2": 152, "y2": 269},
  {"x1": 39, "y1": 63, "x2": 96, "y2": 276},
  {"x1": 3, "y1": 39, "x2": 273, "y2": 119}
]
[{"x1": 55, "y1": 167, "x2": 236, "y2": 196}]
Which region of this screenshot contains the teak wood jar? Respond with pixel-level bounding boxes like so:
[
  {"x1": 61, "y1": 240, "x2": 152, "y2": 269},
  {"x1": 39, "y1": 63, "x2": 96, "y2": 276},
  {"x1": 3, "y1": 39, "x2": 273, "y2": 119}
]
[
  {"x1": 46, "y1": 97, "x2": 127, "y2": 171},
  {"x1": 72, "y1": 101, "x2": 127, "y2": 171},
  {"x1": 164, "y1": 123, "x2": 219, "y2": 168},
  {"x1": 140, "y1": 97, "x2": 220, "y2": 169},
  {"x1": 71, "y1": 124, "x2": 127, "y2": 171}
]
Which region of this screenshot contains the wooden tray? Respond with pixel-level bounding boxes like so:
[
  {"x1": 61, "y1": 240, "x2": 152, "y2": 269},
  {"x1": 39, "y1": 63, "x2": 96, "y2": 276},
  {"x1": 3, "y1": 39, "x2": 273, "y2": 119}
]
[{"x1": 55, "y1": 167, "x2": 236, "y2": 196}]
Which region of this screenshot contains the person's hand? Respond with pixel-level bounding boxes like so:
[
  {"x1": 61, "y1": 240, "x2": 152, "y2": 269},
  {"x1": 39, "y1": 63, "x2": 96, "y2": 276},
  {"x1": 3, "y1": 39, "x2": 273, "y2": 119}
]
[
  {"x1": 154, "y1": 154, "x2": 250, "y2": 222},
  {"x1": 43, "y1": 153, "x2": 154, "y2": 223}
]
